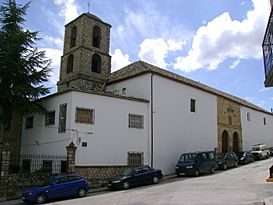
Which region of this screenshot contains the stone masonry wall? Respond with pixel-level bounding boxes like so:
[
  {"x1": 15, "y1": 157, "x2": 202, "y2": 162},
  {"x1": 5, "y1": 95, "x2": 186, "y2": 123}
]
[{"x1": 217, "y1": 96, "x2": 243, "y2": 153}]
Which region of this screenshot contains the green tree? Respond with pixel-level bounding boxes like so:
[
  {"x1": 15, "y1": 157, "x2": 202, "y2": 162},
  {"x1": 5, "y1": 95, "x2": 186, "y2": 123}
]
[{"x1": 0, "y1": 0, "x2": 51, "y2": 148}]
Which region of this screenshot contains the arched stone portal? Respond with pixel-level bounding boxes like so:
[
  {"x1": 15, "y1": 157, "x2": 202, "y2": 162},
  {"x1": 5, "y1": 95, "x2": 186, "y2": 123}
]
[
  {"x1": 222, "y1": 130, "x2": 229, "y2": 153},
  {"x1": 233, "y1": 132, "x2": 239, "y2": 153}
]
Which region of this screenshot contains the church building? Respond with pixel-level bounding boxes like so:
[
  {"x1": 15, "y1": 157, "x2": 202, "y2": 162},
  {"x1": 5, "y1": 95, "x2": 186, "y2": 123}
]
[{"x1": 21, "y1": 12, "x2": 273, "y2": 175}]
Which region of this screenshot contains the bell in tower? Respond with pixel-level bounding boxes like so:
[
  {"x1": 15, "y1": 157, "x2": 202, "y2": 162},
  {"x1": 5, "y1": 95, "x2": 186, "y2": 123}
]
[{"x1": 57, "y1": 13, "x2": 112, "y2": 93}]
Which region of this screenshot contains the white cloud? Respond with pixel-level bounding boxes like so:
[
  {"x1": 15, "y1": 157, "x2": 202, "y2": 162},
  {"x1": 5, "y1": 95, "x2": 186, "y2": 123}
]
[
  {"x1": 43, "y1": 48, "x2": 63, "y2": 87},
  {"x1": 174, "y1": 0, "x2": 269, "y2": 72},
  {"x1": 54, "y1": 0, "x2": 79, "y2": 23},
  {"x1": 138, "y1": 38, "x2": 185, "y2": 69},
  {"x1": 111, "y1": 49, "x2": 131, "y2": 72},
  {"x1": 230, "y1": 59, "x2": 241, "y2": 69},
  {"x1": 111, "y1": 1, "x2": 192, "y2": 58}
]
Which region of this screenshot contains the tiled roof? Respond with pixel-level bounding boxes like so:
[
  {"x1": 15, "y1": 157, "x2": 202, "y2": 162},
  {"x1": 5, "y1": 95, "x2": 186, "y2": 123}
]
[
  {"x1": 39, "y1": 88, "x2": 149, "y2": 104},
  {"x1": 109, "y1": 61, "x2": 271, "y2": 114}
]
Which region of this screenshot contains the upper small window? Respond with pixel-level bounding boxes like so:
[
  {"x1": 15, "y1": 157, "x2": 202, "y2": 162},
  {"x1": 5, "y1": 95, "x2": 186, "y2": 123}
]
[
  {"x1": 92, "y1": 26, "x2": 101, "y2": 48},
  {"x1": 67, "y1": 54, "x2": 74, "y2": 73},
  {"x1": 45, "y1": 111, "x2": 55, "y2": 126},
  {"x1": 91, "y1": 54, "x2": 101, "y2": 74},
  {"x1": 263, "y1": 117, "x2": 266, "y2": 125},
  {"x1": 75, "y1": 108, "x2": 95, "y2": 124},
  {"x1": 25, "y1": 116, "x2": 33, "y2": 129},
  {"x1": 247, "y1": 112, "x2": 251, "y2": 121},
  {"x1": 70, "y1": 26, "x2": 77, "y2": 47},
  {"x1": 129, "y1": 114, "x2": 144, "y2": 129},
  {"x1": 190, "y1": 99, "x2": 196, "y2": 112}
]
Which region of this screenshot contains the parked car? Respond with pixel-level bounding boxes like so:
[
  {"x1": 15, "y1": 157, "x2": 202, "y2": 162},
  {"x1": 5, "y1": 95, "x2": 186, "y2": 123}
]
[
  {"x1": 175, "y1": 151, "x2": 217, "y2": 177},
  {"x1": 238, "y1": 151, "x2": 254, "y2": 164},
  {"x1": 107, "y1": 166, "x2": 163, "y2": 190},
  {"x1": 216, "y1": 152, "x2": 238, "y2": 170},
  {"x1": 22, "y1": 174, "x2": 89, "y2": 204},
  {"x1": 269, "y1": 147, "x2": 273, "y2": 156},
  {"x1": 251, "y1": 143, "x2": 270, "y2": 160}
]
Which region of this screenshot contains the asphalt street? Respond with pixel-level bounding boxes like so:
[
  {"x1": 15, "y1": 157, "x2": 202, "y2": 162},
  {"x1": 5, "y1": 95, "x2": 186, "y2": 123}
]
[
  {"x1": 3, "y1": 158, "x2": 273, "y2": 205},
  {"x1": 47, "y1": 158, "x2": 273, "y2": 205}
]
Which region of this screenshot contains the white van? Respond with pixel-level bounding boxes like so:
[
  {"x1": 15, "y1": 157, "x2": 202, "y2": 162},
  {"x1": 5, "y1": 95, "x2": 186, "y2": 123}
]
[{"x1": 251, "y1": 143, "x2": 270, "y2": 160}]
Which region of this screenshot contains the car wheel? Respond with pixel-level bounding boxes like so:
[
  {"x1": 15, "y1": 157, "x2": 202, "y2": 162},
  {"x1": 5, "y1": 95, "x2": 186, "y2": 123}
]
[
  {"x1": 122, "y1": 181, "x2": 130, "y2": 190},
  {"x1": 35, "y1": 194, "x2": 47, "y2": 204},
  {"x1": 223, "y1": 163, "x2": 227, "y2": 170},
  {"x1": 194, "y1": 170, "x2": 199, "y2": 177},
  {"x1": 210, "y1": 167, "x2": 215, "y2": 174},
  {"x1": 77, "y1": 188, "x2": 86, "y2": 197},
  {"x1": 153, "y1": 176, "x2": 159, "y2": 184}
]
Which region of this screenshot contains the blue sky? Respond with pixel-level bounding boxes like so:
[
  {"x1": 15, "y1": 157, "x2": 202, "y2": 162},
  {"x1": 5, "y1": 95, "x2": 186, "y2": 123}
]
[{"x1": 3, "y1": 0, "x2": 273, "y2": 111}]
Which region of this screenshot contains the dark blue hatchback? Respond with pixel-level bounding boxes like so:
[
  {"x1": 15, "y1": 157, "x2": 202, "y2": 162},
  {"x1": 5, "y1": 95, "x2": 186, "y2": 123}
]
[{"x1": 22, "y1": 174, "x2": 89, "y2": 204}]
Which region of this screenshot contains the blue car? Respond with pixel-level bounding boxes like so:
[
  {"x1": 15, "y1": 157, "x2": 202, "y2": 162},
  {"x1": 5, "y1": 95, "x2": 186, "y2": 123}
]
[{"x1": 22, "y1": 174, "x2": 89, "y2": 204}]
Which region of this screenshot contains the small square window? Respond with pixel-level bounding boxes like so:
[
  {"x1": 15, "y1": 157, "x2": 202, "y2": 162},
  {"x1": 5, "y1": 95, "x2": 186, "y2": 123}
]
[
  {"x1": 75, "y1": 108, "x2": 95, "y2": 124},
  {"x1": 129, "y1": 114, "x2": 144, "y2": 129},
  {"x1": 190, "y1": 99, "x2": 196, "y2": 112},
  {"x1": 128, "y1": 152, "x2": 144, "y2": 166}
]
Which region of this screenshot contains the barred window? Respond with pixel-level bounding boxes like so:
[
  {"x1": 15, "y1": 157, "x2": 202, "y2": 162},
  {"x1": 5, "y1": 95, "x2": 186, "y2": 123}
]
[
  {"x1": 129, "y1": 114, "x2": 144, "y2": 129},
  {"x1": 128, "y1": 152, "x2": 143, "y2": 166},
  {"x1": 58, "y1": 104, "x2": 67, "y2": 133},
  {"x1": 75, "y1": 108, "x2": 95, "y2": 124},
  {"x1": 45, "y1": 111, "x2": 55, "y2": 126},
  {"x1": 25, "y1": 116, "x2": 33, "y2": 129}
]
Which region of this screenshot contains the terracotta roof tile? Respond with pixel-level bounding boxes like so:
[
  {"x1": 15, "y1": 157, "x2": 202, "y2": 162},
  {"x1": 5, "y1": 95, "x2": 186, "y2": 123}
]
[{"x1": 109, "y1": 61, "x2": 271, "y2": 114}]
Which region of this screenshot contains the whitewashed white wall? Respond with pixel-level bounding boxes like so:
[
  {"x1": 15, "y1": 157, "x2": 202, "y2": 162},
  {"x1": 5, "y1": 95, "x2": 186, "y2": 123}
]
[
  {"x1": 21, "y1": 91, "x2": 149, "y2": 166},
  {"x1": 107, "y1": 73, "x2": 218, "y2": 174},
  {"x1": 152, "y1": 75, "x2": 218, "y2": 174},
  {"x1": 21, "y1": 92, "x2": 72, "y2": 156},
  {"x1": 241, "y1": 106, "x2": 273, "y2": 150},
  {"x1": 70, "y1": 91, "x2": 149, "y2": 166}
]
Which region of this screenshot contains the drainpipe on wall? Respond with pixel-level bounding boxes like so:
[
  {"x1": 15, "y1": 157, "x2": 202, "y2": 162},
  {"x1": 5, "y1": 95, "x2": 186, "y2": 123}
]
[{"x1": 150, "y1": 74, "x2": 154, "y2": 168}]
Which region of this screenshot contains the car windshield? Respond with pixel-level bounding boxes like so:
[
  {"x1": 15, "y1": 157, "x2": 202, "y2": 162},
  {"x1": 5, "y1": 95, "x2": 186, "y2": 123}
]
[
  {"x1": 178, "y1": 153, "x2": 196, "y2": 163},
  {"x1": 121, "y1": 168, "x2": 135, "y2": 176}
]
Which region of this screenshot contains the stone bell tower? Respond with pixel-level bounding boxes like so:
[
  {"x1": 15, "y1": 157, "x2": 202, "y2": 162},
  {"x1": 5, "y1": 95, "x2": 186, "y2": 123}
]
[{"x1": 57, "y1": 13, "x2": 112, "y2": 92}]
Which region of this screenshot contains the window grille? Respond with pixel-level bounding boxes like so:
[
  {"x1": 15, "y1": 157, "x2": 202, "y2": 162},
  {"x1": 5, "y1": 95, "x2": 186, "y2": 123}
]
[
  {"x1": 75, "y1": 108, "x2": 95, "y2": 124},
  {"x1": 128, "y1": 152, "x2": 143, "y2": 166},
  {"x1": 129, "y1": 114, "x2": 144, "y2": 129}
]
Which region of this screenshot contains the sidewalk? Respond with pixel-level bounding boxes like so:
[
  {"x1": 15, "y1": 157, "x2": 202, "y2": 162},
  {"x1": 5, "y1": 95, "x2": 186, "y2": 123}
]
[{"x1": 264, "y1": 197, "x2": 273, "y2": 205}]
